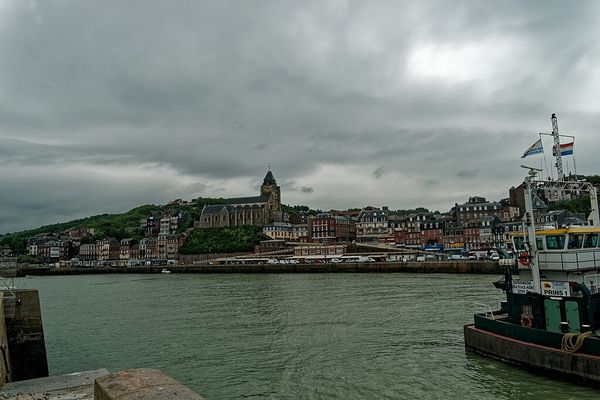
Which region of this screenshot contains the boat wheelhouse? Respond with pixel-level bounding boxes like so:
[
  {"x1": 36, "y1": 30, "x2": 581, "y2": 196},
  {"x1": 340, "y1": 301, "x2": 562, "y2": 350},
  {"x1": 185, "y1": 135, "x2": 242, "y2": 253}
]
[{"x1": 513, "y1": 227, "x2": 600, "y2": 277}]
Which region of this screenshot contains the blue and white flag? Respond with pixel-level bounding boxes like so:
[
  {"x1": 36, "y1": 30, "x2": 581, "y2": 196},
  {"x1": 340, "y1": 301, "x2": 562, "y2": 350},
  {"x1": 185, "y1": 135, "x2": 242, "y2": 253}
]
[{"x1": 521, "y1": 139, "x2": 544, "y2": 158}]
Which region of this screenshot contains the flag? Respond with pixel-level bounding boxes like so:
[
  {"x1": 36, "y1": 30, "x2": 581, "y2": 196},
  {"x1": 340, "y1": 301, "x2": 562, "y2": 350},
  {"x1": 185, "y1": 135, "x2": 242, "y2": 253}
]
[
  {"x1": 559, "y1": 141, "x2": 574, "y2": 156},
  {"x1": 521, "y1": 139, "x2": 544, "y2": 158}
]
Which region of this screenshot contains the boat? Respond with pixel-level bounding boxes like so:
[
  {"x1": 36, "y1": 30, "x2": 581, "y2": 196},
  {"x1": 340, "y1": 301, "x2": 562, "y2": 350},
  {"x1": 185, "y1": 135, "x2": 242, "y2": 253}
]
[
  {"x1": 464, "y1": 134, "x2": 600, "y2": 383},
  {"x1": 161, "y1": 269, "x2": 171, "y2": 274}
]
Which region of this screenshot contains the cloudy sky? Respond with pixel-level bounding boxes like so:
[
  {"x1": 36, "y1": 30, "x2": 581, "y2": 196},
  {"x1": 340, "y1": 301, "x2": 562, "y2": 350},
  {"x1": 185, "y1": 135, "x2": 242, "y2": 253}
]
[{"x1": 1, "y1": 0, "x2": 600, "y2": 233}]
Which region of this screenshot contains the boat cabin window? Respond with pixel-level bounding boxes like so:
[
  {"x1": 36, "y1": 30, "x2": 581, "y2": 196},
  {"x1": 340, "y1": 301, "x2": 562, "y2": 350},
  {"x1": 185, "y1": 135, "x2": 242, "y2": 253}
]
[
  {"x1": 583, "y1": 233, "x2": 599, "y2": 249},
  {"x1": 513, "y1": 236, "x2": 526, "y2": 251},
  {"x1": 536, "y1": 237, "x2": 544, "y2": 250},
  {"x1": 568, "y1": 234, "x2": 585, "y2": 249},
  {"x1": 545, "y1": 235, "x2": 566, "y2": 250}
]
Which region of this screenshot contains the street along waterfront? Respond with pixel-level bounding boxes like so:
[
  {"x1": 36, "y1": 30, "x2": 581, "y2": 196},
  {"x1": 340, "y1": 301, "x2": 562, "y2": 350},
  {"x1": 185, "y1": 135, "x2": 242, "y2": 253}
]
[{"x1": 30, "y1": 273, "x2": 600, "y2": 399}]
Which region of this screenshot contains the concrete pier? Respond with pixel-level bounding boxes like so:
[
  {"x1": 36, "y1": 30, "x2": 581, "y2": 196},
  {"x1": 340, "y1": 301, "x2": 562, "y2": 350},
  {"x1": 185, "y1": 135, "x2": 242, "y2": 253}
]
[
  {"x1": 0, "y1": 289, "x2": 48, "y2": 384},
  {"x1": 0, "y1": 369, "x2": 206, "y2": 399},
  {"x1": 0, "y1": 369, "x2": 107, "y2": 399},
  {"x1": 94, "y1": 369, "x2": 205, "y2": 400}
]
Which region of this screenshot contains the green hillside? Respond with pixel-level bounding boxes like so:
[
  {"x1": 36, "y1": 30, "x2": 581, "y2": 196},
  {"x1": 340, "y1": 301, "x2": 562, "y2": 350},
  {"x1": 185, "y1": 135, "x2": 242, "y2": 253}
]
[
  {"x1": 180, "y1": 226, "x2": 263, "y2": 254},
  {"x1": 0, "y1": 197, "x2": 227, "y2": 254},
  {"x1": 0, "y1": 198, "x2": 321, "y2": 255}
]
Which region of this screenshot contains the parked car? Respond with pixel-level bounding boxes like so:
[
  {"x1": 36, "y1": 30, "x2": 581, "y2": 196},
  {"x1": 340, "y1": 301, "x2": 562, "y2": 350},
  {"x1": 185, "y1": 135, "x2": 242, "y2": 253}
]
[
  {"x1": 356, "y1": 256, "x2": 376, "y2": 263},
  {"x1": 330, "y1": 258, "x2": 343, "y2": 263},
  {"x1": 266, "y1": 259, "x2": 279, "y2": 264}
]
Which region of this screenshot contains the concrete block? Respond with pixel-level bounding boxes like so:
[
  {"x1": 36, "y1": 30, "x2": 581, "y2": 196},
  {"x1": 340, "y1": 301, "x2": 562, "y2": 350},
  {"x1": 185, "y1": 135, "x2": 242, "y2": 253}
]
[
  {"x1": 2, "y1": 368, "x2": 107, "y2": 395},
  {"x1": 94, "y1": 368, "x2": 205, "y2": 400}
]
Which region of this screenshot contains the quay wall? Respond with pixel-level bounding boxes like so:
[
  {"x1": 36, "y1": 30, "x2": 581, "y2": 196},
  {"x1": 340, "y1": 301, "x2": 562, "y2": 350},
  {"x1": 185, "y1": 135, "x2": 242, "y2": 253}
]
[
  {"x1": 0, "y1": 296, "x2": 9, "y2": 385},
  {"x1": 1, "y1": 289, "x2": 48, "y2": 384},
  {"x1": 20, "y1": 261, "x2": 503, "y2": 276}
]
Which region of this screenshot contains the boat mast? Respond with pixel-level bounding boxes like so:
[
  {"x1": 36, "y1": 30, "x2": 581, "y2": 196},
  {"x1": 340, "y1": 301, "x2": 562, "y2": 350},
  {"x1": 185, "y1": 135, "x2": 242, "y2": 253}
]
[
  {"x1": 590, "y1": 186, "x2": 600, "y2": 227},
  {"x1": 522, "y1": 167, "x2": 541, "y2": 294},
  {"x1": 551, "y1": 113, "x2": 565, "y2": 181}
]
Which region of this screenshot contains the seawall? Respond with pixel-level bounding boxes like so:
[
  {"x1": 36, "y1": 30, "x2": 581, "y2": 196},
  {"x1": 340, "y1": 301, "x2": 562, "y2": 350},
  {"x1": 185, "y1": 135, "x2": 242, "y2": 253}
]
[
  {"x1": 20, "y1": 261, "x2": 503, "y2": 275},
  {"x1": 0, "y1": 289, "x2": 49, "y2": 385}
]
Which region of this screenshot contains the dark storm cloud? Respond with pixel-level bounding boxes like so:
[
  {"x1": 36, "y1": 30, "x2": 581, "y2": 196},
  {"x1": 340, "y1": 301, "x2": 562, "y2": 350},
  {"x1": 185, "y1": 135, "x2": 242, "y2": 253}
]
[{"x1": 1, "y1": 0, "x2": 600, "y2": 232}]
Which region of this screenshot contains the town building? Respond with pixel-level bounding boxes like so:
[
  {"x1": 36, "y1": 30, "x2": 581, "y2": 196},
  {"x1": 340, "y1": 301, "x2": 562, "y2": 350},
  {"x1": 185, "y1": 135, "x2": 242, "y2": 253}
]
[
  {"x1": 463, "y1": 220, "x2": 481, "y2": 250},
  {"x1": 159, "y1": 211, "x2": 191, "y2": 235},
  {"x1": 79, "y1": 243, "x2": 100, "y2": 264},
  {"x1": 0, "y1": 245, "x2": 12, "y2": 257},
  {"x1": 534, "y1": 210, "x2": 587, "y2": 228},
  {"x1": 97, "y1": 238, "x2": 120, "y2": 261},
  {"x1": 37, "y1": 240, "x2": 74, "y2": 263},
  {"x1": 390, "y1": 213, "x2": 442, "y2": 248},
  {"x1": 454, "y1": 197, "x2": 502, "y2": 222},
  {"x1": 443, "y1": 222, "x2": 465, "y2": 252},
  {"x1": 294, "y1": 245, "x2": 346, "y2": 257},
  {"x1": 119, "y1": 239, "x2": 137, "y2": 263},
  {"x1": 255, "y1": 240, "x2": 287, "y2": 254},
  {"x1": 420, "y1": 217, "x2": 445, "y2": 249},
  {"x1": 307, "y1": 214, "x2": 351, "y2": 244},
  {"x1": 501, "y1": 205, "x2": 520, "y2": 222},
  {"x1": 356, "y1": 207, "x2": 390, "y2": 242},
  {"x1": 140, "y1": 212, "x2": 162, "y2": 237},
  {"x1": 494, "y1": 221, "x2": 523, "y2": 249},
  {"x1": 262, "y1": 222, "x2": 308, "y2": 242}
]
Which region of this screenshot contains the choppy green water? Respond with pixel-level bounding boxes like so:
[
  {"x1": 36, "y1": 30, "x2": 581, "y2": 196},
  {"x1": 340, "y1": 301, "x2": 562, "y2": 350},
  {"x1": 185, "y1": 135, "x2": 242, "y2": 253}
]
[{"x1": 24, "y1": 273, "x2": 600, "y2": 399}]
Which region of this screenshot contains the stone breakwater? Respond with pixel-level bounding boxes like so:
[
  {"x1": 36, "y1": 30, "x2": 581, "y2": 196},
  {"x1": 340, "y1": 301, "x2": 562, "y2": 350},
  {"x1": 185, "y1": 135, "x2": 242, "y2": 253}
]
[{"x1": 19, "y1": 261, "x2": 504, "y2": 275}]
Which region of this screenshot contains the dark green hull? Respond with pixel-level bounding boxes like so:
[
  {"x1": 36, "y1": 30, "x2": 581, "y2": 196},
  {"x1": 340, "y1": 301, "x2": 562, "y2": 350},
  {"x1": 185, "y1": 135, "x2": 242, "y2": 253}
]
[{"x1": 465, "y1": 315, "x2": 600, "y2": 384}]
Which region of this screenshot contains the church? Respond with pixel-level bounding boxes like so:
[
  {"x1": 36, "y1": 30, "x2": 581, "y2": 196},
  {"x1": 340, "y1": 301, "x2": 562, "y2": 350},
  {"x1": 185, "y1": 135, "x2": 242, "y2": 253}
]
[{"x1": 198, "y1": 170, "x2": 283, "y2": 228}]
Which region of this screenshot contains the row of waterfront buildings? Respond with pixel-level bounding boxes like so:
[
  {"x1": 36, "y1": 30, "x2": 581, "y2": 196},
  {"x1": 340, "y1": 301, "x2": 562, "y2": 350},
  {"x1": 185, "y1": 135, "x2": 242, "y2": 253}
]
[
  {"x1": 11, "y1": 170, "x2": 597, "y2": 265},
  {"x1": 260, "y1": 195, "x2": 588, "y2": 252},
  {"x1": 24, "y1": 211, "x2": 190, "y2": 266}
]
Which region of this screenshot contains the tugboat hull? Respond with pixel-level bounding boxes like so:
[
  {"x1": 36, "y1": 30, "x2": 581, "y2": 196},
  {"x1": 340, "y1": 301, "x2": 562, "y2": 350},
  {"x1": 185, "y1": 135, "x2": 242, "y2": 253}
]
[{"x1": 464, "y1": 323, "x2": 600, "y2": 384}]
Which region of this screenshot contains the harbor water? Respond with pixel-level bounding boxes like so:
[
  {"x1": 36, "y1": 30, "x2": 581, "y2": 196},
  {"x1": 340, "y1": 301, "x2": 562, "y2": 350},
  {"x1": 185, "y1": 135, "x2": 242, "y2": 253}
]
[{"x1": 26, "y1": 273, "x2": 600, "y2": 399}]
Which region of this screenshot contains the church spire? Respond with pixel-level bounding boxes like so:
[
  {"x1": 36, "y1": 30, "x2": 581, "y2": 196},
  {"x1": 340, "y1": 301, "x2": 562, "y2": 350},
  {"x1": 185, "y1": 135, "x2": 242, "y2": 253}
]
[{"x1": 263, "y1": 169, "x2": 276, "y2": 185}]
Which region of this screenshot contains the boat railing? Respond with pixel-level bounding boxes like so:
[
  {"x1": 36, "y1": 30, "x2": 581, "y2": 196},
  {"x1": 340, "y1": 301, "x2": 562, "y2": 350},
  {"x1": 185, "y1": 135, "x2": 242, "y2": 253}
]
[
  {"x1": 473, "y1": 301, "x2": 495, "y2": 320},
  {"x1": 537, "y1": 249, "x2": 600, "y2": 271}
]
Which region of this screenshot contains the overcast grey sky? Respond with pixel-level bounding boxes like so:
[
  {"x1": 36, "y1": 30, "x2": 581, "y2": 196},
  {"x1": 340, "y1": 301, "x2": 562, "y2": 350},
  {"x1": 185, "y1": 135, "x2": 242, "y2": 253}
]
[{"x1": 1, "y1": 0, "x2": 600, "y2": 233}]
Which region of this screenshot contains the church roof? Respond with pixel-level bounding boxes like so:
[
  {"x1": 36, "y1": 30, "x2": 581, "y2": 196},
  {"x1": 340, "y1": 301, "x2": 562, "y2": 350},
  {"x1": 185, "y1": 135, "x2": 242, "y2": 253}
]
[
  {"x1": 227, "y1": 194, "x2": 270, "y2": 205},
  {"x1": 263, "y1": 170, "x2": 276, "y2": 185},
  {"x1": 201, "y1": 205, "x2": 227, "y2": 215}
]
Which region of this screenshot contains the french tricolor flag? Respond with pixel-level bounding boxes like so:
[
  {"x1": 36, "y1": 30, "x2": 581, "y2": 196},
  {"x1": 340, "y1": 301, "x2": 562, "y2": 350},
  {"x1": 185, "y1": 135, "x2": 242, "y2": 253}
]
[{"x1": 560, "y1": 141, "x2": 574, "y2": 156}]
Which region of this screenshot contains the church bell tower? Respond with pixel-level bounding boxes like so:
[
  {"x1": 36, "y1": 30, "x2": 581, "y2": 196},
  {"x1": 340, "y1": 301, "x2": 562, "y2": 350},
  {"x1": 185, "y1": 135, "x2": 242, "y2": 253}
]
[{"x1": 260, "y1": 169, "x2": 282, "y2": 221}]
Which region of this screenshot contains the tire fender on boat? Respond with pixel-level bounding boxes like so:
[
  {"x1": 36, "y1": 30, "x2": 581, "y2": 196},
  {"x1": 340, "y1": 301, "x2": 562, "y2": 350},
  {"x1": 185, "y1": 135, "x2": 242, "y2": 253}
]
[{"x1": 518, "y1": 251, "x2": 531, "y2": 268}]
